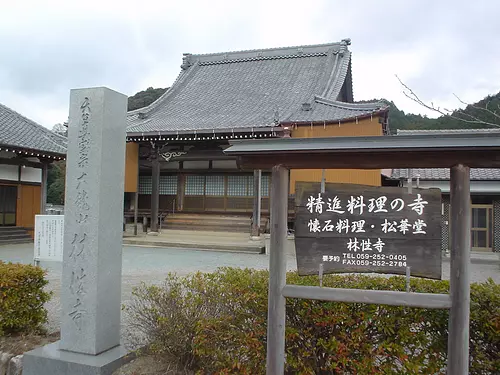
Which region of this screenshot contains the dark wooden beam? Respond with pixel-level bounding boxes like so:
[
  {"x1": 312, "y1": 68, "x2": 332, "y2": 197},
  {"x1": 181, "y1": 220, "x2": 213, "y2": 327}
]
[{"x1": 236, "y1": 150, "x2": 500, "y2": 170}]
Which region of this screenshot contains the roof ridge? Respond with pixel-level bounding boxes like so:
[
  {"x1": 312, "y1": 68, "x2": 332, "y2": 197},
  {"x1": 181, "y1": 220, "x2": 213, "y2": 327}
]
[
  {"x1": 314, "y1": 96, "x2": 387, "y2": 110},
  {"x1": 0, "y1": 102, "x2": 68, "y2": 150},
  {"x1": 127, "y1": 64, "x2": 197, "y2": 118},
  {"x1": 189, "y1": 41, "x2": 348, "y2": 59}
]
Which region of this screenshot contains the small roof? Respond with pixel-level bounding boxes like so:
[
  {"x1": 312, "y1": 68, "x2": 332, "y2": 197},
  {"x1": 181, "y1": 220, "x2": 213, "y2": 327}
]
[
  {"x1": 224, "y1": 133, "x2": 500, "y2": 170},
  {"x1": 0, "y1": 102, "x2": 67, "y2": 157},
  {"x1": 391, "y1": 129, "x2": 500, "y2": 181},
  {"x1": 127, "y1": 40, "x2": 388, "y2": 136}
]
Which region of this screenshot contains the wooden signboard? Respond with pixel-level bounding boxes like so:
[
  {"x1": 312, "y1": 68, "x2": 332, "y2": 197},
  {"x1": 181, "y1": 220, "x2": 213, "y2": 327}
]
[{"x1": 294, "y1": 183, "x2": 442, "y2": 279}]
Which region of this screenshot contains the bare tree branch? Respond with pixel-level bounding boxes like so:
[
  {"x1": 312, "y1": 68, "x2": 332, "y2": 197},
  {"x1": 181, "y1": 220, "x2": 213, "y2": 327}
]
[{"x1": 395, "y1": 75, "x2": 500, "y2": 128}]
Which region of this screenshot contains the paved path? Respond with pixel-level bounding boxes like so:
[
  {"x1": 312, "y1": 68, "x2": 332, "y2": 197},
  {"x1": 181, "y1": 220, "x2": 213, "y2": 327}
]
[{"x1": 1, "y1": 242, "x2": 499, "y2": 335}]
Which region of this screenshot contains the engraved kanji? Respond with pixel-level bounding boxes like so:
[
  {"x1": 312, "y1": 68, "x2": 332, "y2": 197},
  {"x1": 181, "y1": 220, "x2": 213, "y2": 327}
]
[
  {"x1": 368, "y1": 196, "x2": 388, "y2": 213},
  {"x1": 347, "y1": 238, "x2": 360, "y2": 252},
  {"x1": 412, "y1": 219, "x2": 427, "y2": 234},
  {"x1": 347, "y1": 196, "x2": 366, "y2": 215},
  {"x1": 408, "y1": 194, "x2": 429, "y2": 215},
  {"x1": 326, "y1": 196, "x2": 345, "y2": 214},
  {"x1": 308, "y1": 218, "x2": 321, "y2": 233}
]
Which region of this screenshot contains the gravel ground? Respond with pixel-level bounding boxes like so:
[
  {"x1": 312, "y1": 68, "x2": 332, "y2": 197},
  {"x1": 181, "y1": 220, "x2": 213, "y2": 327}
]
[{"x1": 1, "y1": 242, "x2": 499, "y2": 336}]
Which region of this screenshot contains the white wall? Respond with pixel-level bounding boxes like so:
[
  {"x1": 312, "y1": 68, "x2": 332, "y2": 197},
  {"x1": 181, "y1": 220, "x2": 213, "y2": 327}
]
[
  {"x1": 212, "y1": 160, "x2": 238, "y2": 169},
  {"x1": 0, "y1": 165, "x2": 18, "y2": 181},
  {"x1": 21, "y1": 166, "x2": 42, "y2": 183}
]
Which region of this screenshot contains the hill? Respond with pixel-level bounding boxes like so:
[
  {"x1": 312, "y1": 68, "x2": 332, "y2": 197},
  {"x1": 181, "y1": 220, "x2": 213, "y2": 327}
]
[
  {"x1": 128, "y1": 87, "x2": 168, "y2": 111},
  {"x1": 369, "y1": 91, "x2": 500, "y2": 133}
]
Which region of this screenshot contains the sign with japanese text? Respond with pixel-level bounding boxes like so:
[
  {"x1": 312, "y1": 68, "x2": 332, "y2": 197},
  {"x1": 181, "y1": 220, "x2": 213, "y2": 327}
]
[
  {"x1": 34, "y1": 215, "x2": 64, "y2": 262},
  {"x1": 294, "y1": 183, "x2": 442, "y2": 279}
]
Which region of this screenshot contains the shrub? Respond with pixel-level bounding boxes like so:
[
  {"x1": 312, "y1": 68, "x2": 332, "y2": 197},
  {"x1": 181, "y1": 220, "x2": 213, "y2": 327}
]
[
  {"x1": 0, "y1": 261, "x2": 51, "y2": 335},
  {"x1": 124, "y1": 268, "x2": 500, "y2": 375}
]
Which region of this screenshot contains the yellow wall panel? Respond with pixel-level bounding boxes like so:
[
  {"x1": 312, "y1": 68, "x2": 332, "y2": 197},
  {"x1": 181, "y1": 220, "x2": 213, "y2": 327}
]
[
  {"x1": 290, "y1": 117, "x2": 383, "y2": 194},
  {"x1": 124, "y1": 142, "x2": 139, "y2": 193}
]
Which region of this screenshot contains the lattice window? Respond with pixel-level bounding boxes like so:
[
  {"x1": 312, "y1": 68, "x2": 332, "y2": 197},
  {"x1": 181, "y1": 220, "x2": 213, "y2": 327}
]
[
  {"x1": 261, "y1": 175, "x2": 270, "y2": 197},
  {"x1": 227, "y1": 175, "x2": 252, "y2": 196},
  {"x1": 185, "y1": 175, "x2": 205, "y2": 196},
  {"x1": 159, "y1": 176, "x2": 178, "y2": 195},
  {"x1": 205, "y1": 175, "x2": 225, "y2": 196},
  {"x1": 138, "y1": 176, "x2": 152, "y2": 194}
]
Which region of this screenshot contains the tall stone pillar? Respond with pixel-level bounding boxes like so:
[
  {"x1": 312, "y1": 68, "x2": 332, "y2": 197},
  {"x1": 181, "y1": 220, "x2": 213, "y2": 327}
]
[{"x1": 23, "y1": 87, "x2": 131, "y2": 374}]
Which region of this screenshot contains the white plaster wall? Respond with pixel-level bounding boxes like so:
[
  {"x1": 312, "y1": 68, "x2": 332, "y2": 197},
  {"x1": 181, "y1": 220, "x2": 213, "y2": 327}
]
[
  {"x1": 183, "y1": 160, "x2": 209, "y2": 169},
  {"x1": 212, "y1": 160, "x2": 238, "y2": 169},
  {"x1": 21, "y1": 166, "x2": 42, "y2": 183},
  {"x1": 0, "y1": 165, "x2": 19, "y2": 181}
]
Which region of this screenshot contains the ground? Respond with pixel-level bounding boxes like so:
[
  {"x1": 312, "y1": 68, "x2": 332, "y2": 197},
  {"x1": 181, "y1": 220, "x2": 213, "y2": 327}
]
[{"x1": 0, "y1": 241, "x2": 499, "y2": 374}]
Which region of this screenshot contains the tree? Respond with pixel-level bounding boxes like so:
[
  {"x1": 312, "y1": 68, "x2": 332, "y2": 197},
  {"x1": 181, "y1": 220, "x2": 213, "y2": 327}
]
[
  {"x1": 51, "y1": 122, "x2": 68, "y2": 137},
  {"x1": 396, "y1": 75, "x2": 500, "y2": 128},
  {"x1": 47, "y1": 161, "x2": 66, "y2": 205},
  {"x1": 128, "y1": 87, "x2": 168, "y2": 111}
]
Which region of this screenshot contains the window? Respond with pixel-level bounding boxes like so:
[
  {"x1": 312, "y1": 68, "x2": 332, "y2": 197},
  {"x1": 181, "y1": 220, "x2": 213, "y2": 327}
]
[{"x1": 185, "y1": 175, "x2": 205, "y2": 195}]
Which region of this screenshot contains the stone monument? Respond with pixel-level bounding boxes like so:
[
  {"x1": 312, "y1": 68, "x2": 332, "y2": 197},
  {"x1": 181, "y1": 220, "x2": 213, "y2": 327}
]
[{"x1": 23, "y1": 87, "x2": 130, "y2": 374}]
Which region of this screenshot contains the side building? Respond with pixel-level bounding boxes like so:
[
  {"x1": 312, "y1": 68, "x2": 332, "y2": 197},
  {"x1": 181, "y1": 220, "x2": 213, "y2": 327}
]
[
  {"x1": 390, "y1": 129, "x2": 500, "y2": 253},
  {"x1": 123, "y1": 40, "x2": 389, "y2": 233},
  {"x1": 0, "y1": 103, "x2": 66, "y2": 241}
]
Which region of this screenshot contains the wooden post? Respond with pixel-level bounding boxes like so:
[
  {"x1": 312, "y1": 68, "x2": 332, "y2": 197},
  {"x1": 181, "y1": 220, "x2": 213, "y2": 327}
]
[
  {"x1": 150, "y1": 150, "x2": 160, "y2": 233},
  {"x1": 40, "y1": 161, "x2": 48, "y2": 215},
  {"x1": 447, "y1": 164, "x2": 471, "y2": 375},
  {"x1": 252, "y1": 170, "x2": 261, "y2": 237},
  {"x1": 266, "y1": 165, "x2": 288, "y2": 375}
]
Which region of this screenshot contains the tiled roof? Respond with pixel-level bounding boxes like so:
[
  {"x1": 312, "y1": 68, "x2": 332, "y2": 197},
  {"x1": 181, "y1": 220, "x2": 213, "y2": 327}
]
[
  {"x1": 127, "y1": 40, "x2": 387, "y2": 134},
  {"x1": 391, "y1": 129, "x2": 500, "y2": 181},
  {"x1": 0, "y1": 103, "x2": 67, "y2": 156},
  {"x1": 391, "y1": 168, "x2": 500, "y2": 181}
]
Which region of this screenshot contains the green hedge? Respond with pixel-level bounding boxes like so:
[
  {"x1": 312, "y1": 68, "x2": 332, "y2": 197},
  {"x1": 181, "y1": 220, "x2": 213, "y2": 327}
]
[
  {"x1": 125, "y1": 268, "x2": 500, "y2": 375},
  {"x1": 0, "y1": 261, "x2": 51, "y2": 335}
]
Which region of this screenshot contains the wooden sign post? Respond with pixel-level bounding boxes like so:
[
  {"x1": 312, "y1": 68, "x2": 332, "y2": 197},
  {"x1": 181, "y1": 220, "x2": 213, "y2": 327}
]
[{"x1": 294, "y1": 183, "x2": 442, "y2": 279}]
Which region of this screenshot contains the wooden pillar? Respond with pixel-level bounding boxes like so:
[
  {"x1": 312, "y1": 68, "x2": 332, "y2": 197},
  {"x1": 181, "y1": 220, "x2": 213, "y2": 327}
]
[
  {"x1": 266, "y1": 165, "x2": 288, "y2": 375},
  {"x1": 150, "y1": 150, "x2": 160, "y2": 233},
  {"x1": 133, "y1": 189, "x2": 139, "y2": 236},
  {"x1": 251, "y1": 170, "x2": 262, "y2": 237},
  {"x1": 447, "y1": 164, "x2": 471, "y2": 375},
  {"x1": 40, "y1": 161, "x2": 48, "y2": 215}
]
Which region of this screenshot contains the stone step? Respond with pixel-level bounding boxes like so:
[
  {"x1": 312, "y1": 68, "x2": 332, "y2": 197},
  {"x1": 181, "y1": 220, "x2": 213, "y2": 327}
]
[
  {"x1": 163, "y1": 224, "x2": 250, "y2": 233},
  {"x1": 0, "y1": 237, "x2": 33, "y2": 245},
  {"x1": 122, "y1": 238, "x2": 265, "y2": 254}
]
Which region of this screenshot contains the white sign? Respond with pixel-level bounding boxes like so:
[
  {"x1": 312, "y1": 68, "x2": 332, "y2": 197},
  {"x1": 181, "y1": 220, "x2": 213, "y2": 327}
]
[{"x1": 34, "y1": 215, "x2": 64, "y2": 262}]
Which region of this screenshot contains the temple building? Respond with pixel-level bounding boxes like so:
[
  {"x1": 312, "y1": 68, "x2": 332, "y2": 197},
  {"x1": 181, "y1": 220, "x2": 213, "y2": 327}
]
[
  {"x1": 123, "y1": 40, "x2": 389, "y2": 234},
  {"x1": 0, "y1": 103, "x2": 66, "y2": 242},
  {"x1": 389, "y1": 129, "x2": 500, "y2": 253}
]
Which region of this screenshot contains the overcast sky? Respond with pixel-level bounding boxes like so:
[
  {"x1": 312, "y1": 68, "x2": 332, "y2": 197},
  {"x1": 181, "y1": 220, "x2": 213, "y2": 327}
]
[{"x1": 0, "y1": 0, "x2": 498, "y2": 129}]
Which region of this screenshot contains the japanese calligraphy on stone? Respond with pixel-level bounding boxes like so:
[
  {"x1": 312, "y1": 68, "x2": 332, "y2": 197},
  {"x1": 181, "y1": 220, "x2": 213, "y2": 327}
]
[
  {"x1": 294, "y1": 183, "x2": 442, "y2": 279},
  {"x1": 68, "y1": 97, "x2": 92, "y2": 330}
]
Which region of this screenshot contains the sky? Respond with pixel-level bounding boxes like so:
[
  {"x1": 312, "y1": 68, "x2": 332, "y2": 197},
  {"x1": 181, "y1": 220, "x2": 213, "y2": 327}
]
[{"x1": 0, "y1": 0, "x2": 499, "y2": 129}]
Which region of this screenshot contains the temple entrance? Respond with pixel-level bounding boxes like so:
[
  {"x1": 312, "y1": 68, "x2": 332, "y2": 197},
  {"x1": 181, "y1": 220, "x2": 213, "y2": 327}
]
[{"x1": 0, "y1": 185, "x2": 17, "y2": 226}]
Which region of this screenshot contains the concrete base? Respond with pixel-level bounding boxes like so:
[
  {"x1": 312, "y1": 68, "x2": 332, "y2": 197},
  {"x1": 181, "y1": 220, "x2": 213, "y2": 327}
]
[
  {"x1": 147, "y1": 231, "x2": 159, "y2": 236},
  {"x1": 22, "y1": 341, "x2": 133, "y2": 375}
]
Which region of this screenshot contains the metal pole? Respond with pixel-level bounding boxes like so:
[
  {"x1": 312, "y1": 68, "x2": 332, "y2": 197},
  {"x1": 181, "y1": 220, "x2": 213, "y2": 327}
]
[
  {"x1": 266, "y1": 165, "x2": 288, "y2": 375},
  {"x1": 447, "y1": 164, "x2": 471, "y2": 375}
]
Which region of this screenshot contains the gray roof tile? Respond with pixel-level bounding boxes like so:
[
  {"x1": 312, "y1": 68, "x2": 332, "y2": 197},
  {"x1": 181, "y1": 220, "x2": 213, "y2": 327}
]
[
  {"x1": 0, "y1": 103, "x2": 67, "y2": 156},
  {"x1": 127, "y1": 41, "x2": 386, "y2": 134},
  {"x1": 391, "y1": 129, "x2": 500, "y2": 181}
]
